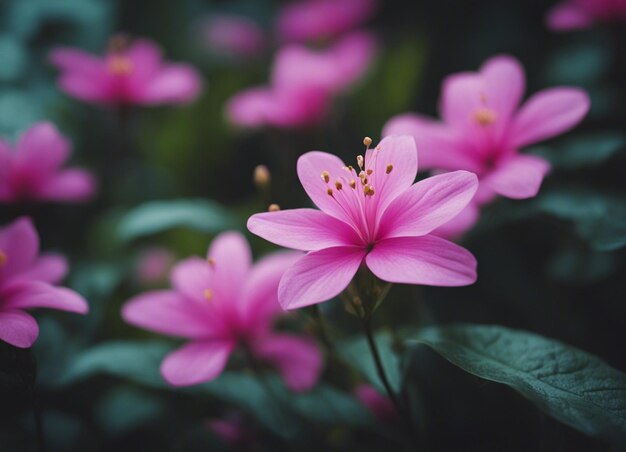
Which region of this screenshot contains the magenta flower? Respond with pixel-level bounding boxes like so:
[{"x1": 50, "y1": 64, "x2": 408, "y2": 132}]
[
  {"x1": 383, "y1": 55, "x2": 590, "y2": 219},
  {"x1": 203, "y1": 14, "x2": 266, "y2": 59},
  {"x1": 135, "y1": 247, "x2": 175, "y2": 285},
  {"x1": 247, "y1": 136, "x2": 478, "y2": 309},
  {"x1": 547, "y1": 0, "x2": 626, "y2": 31},
  {"x1": 354, "y1": 384, "x2": 397, "y2": 423},
  {"x1": 0, "y1": 217, "x2": 88, "y2": 348},
  {"x1": 226, "y1": 32, "x2": 376, "y2": 129},
  {"x1": 277, "y1": 0, "x2": 377, "y2": 43},
  {"x1": 122, "y1": 232, "x2": 323, "y2": 390},
  {"x1": 49, "y1": 36, "x2": 203, "y2": 107},
  {"x1": 0, "y1": 122, "x2": 96, "y2": 203}
]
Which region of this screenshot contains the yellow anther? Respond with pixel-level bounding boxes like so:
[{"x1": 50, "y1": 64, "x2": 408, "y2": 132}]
[
  {"x1": 0, "y1": 250, "x2": 7, "y2": 266},
  {"x1": 364, "y1": 185, "x2": 375, "y2": 196},
  {"x1": 207, "y1": 257, "x2": 215, "y2": 267},
  {"x1": 321, "y1": 171, "x2": 330, "y2": 183},
  {"x1": 254, "y1": 165, "x2": 271, "y2": 189},
  {"x1": 349, "y1": 180, "x2": 356, "y2": 189},
  {"x1": 366, "y1": 169, "x2": 373, "y2": 176},
  {"x1": 386, "y1": 164, "x2": 393, "y2": 174},
  {"x1": 203, "y1": 289, "x2": 213, "y2": 301},
  {"x1": 335, "y1": 180, "x2": 343, "y2": 190},
  {"x1": 327, "y1": 188, "x2": 333, "y2": 196},
  {"x1": 108, "y1": 56, "x2": 133, "y2": 75},
  {"x1": 473, "y1": 107, "x2": 498, "y2": 126},
  {"x1": 363, "y1": 136, "x2": 372, "y2": 147},
  {"x1": 268, "y1": 204, "x2": 280, "y2": 212},
  {"x1": 347, "y1": 165, "x2": 353, "y2": 171}
]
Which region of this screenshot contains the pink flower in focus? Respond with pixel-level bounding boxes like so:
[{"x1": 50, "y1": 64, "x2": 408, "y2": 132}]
[
  {"x1": 49, "y1": 36, "x2": 203, "y2": 107},
  {"x1": 0, "y1": 122, "x2": 96, "y2": 203},
  {"x1": 247, "y1": 136, "x2": 478, "y2": 309},
  {"x1": 226, "y1": 32, "x2": 376, "y2": 129},
  {"x1": 547, "y1": 0, "x2": 626, "y2": 31},
  {"x1": 135, "y1": 247, "x2": 175, "y2": 285},
  {"x1": 354, "y1": 384, "x2": 397, "y2": 423},
  {"x1": 203, "y1": 14, "x2": 266, "y2": 59},
  {"x1": 122, "y1": 232, "x2": 323, "y2": 389},
  {"x1": 383, "y1": 56, "x2": 590, "y2": 237},
  {"x1": 0, "y1": 217, "x2": 88, "y2": 348},
  {"x1": 277, "y1": 0, "x2": 377, "y2": 43}
]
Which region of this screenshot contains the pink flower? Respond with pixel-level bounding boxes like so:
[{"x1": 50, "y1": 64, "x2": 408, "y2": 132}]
[
  {"x1": 49, "y1": 36, "x2": 203, "y2": 107},
  {"x1": 122, "y1": 232, "x2": 323, "y2": 390},
  {"x1": 0, "y1": 217, "x2": 88, "y2": 348},
  {"x1": 203, "y1": 14, "x2": 266, "y2": 59},
  {"x1": 135, "y1": 247, "x2": 175, "y2": 285},
  {"x1": 247, "y1": 135, "x2": 478, "y2": 309},
  {"x1": 354, "y1": 384, "x2": 396, "y2": 423},
  {"x1": 277, "y1": 0, "x2": 377, "y2": 43},
  {"x1": 226, "y1": 32, "x2": 376, "y2": 129},
  {"x1": 383, "y1": 55, "x2": 590, "y2": 236},
  {"x1": 547, "y1": 0, "x2": 626, "y2": 31},
  {"x1": 0, "y1": 122, "x2": 96, "y2": 203}
]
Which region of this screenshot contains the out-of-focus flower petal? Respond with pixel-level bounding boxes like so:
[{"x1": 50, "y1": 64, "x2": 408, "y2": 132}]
[
  {"x1": 481, "y1": 154, "x2": 551, "y2": 199},
  {"x1": 160, "y1": 340, "x2": 235, "y2": 386},
  {"x1": 0, "y1": 309, "x2": 38, "y2": 348}
]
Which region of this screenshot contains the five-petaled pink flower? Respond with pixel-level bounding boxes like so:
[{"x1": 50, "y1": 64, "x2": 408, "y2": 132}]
[
  {"x1": 122, "y1": 232, "x2": 323, "y2": 390},
  {"x1": 0, "y1": 217, "x2": 89, "y2": 348},
  {"x1": 226, "y1": 31, "x2": 376, "y2": 129},
  {"x1": 0, "y1": 122, "x2": 96, "y2": 203},
  {"x1": 547, "y1": 0, "x2": 626, "y2": 31},
  {"x1": 247, "y1": 135, "x2": 478, "y2": 309},
  {"x1": 49, "y1": 36, "x2": 203, "y2": 107},
  {"x1": 277, "y1": 0, "x2": 377, "y2": 43},
  {"x1": 383, "y1": 55, "x2": 590, "y2": 236}
]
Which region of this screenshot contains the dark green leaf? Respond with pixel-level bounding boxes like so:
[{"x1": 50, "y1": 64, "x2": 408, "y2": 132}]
[
  {"x1": 408, "y1": 324, "x2": 626, "y2": 444},
  {"x1": 531, "y1": 133, "x2": 624, "y2": 170}
]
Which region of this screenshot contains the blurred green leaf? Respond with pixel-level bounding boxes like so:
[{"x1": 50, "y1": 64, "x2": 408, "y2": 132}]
[
  {"x1": 532, "y1": 132, "x2": 625, "y2": 170},
  {"x1": 338, "y1": 331, "x2": 402, "y2": 394},
  {"x1": 408, "y1": 324, "x2": 626, "y2": 444},
  {"x1": 96, "y1": 387, "x2": 166, "y2": 436},
  {"x1": 0, "y1": 35, "x2": 28, "y2": 82},
  {"x1": 117, "y1": 199, "x2": 238, "y2": 242},
  {"x1": 547, "y1": 246, "x2": 616, "y2": 284},
  {"x1": 545, "y1": 39, "x2": 611, "y2": 86}
]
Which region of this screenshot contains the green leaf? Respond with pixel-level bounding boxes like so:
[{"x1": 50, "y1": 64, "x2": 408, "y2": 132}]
[
  {"x1": 531, "y1": 133, "x2": 625, "y2": 170},
  {"x1": 408, "y1": 324, "x2": 626, "y2": 444},
  {"x1": 338, "y1": 331, "x2": 402, "y2": 394},
  {"x1": 117, "y1": 199, "x2": 238, "y2": 242}
]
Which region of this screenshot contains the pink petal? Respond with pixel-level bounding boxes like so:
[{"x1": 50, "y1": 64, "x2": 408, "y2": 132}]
[
  {"x1": 0, "y1": 217, "x2": 39, "y2": 282},
  {"x1": 225, "y1": 88, "x2": 274, "y2": 128},
  {"x1": 480, "y1": 55, "x2": 525, "y2": 122},
  {"x1": 238, "y1": 251, "x2": 302, "y2": 329},
  {"x1": 0, "y1": 309, "x2": 39, "y2": 348},
  {"x1": 247, "y1": 208, "x2": 359, "y2": 251},
  {"x1": 160, "y1": 340, "x2": 235, "y2": 386},
  {"x1": 546, "y1": 2, "x2": 593, "y2": 30},
  {"x1": 481, "y1": 154, "x2": 551, "y2": 199},
  {"x1": 432, "y1": 202, "x2": 480, "y2": 240},
  {"x1": 15, "y1": 254, "x2": 68, "y2": 285},
  {"x1": 364, "y1": 135, "x2": 418, "y2": 218},
  {"x1": 138, "y1": 65, "x2": 203, "y2": 105},
  {"x1": 354, "y1": 384, "x2": 396, "y2": 423},
  {"x1": 170, "y1": 257, "x2": 214, "y2": 304},
  {"x1": 366, "y1": 235, "x2": 477, "y2": 286},
  {"x1": 49, "y1": 48, "x2": 104, "y2": 76},
  {"x1": 297, "y1": 151, "x2": 357, "y2": 225},
  {"x1": 440, "y1": 72, "x2": 486, "y2": 128},
  {"x1": 56, "y1": 73, "x2": 113, "y2": 103},
  {"x1": 204, "y1": 14, "x2": 267, "y2": 58},
  {"x1": 278, "y1": 246, "x2": 366, "y2": 309},
  {"x1": 3, "y1": 281, "x2": 88, "y2": 314},
  {"x1": 206, "y1": 232, "x2": 252, "y2": 301},
  {"x1": 49, "y1": 48, "x2": 110, "y2": 103},
  {"x1": 382, "y1": 114, "x2": 481, "y2": 172},
  {"x1": 15, "y1": 122, "x2": 71, "y2": 175},
  {"x1": 126, "y1": 39, "x2": 163, "y2": 79},
  {"x1": 252, "y1": 333, "x2": 323, "y2": 392},
  {"x1": 511, "y1": 88, "x2": 590, "y2": 148},
  {"x1": 37, "y1": 169, "x2": 96, "y2": 202},
  {"x1": 122, "y1": 290, "x2": 214, "y2": 339},
  {"x1": 378, "y1": 171, "x2": 478, "y2": 239}
]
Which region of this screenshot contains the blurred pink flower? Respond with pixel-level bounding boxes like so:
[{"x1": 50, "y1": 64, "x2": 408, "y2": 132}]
[
  {"x1": 135, "y1": 247, "x2": 175, "y2": 285},
  {"x1": 547, "y1": 0, "x2": 626, "y2": 31},
  {"x1": 203, "y1": 14, "x2": 266, "y2": 59},
  {"x1": 122, "y1": 232, "x2": 323, "y2": 389},
  {"x1": 247, "y1": 136, "x2": 478, "y2": 309},
  {"x1": 0, "y1": 217, "x2": 88, "y2": 348},
  {"x1": 354, "y1": 384, "x2": 397, "y2": 423},
  {"x1": 277, "y1": 0, "x2": 377, "y2": 43},
  {"x1": 383, "y1": 55, "x2": 590, "y2": 237},
  {"x1": 0, "y1": 122, "x2": 96, "y2": 203},
  {"x1": 49, "y1": 36, "x2": 203, "y2": 107},
  {"x1": 226, "y1": 32, "x2": 376, "y2": 129}
]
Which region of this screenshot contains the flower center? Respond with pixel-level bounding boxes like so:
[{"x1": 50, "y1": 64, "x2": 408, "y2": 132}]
[
  {"x1": 0, "y1": 249, "x2": 7, "y2": 266},
  {"x1": 472, "y1": 107, "x2": 498, "y2": 126},
  {"x1": 203, "y1": 288, "x2": 214, "y2": 301},
  {"x1": 108, "y1": 55, "x2": 134, "y2": 76}
]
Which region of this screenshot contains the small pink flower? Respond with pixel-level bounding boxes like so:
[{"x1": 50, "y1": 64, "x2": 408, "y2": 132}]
[
  {"x1": 0, "y1": 217, "x2": 89, "y2": 348},
  {"x1": 247, "y1": 136, "x2": 478, "y2": 309},
  {"x1": 122, "y1": 232, "x2": 323, "y2": 390},
  {"x1": 0, "y1": 122, "x2": 96, "y2": 203},
  {"x1": 277, "y1": 0, "x2": 377, "y2": 43},
  {"x1": 203, "y1": 14, "x2": 266, "y2": 59},
  {"x1": 354, "y1": 384, "x2": 397, "y2": 423},
  {"x1": 383, "y1": 55, "x2": 590, "y2": 236},
  {"x1": 226, "y1": 32, "x2": 376, "y2": 129},
  {"x1": 135, "y1": 247, "x2": 175, "y2": 285},
  {"x1": 547, "y1": 0, "x2": 626, "y2": 31},
  {"x1": 49, "y1": 36, "x2": 203, "y2": 107}
]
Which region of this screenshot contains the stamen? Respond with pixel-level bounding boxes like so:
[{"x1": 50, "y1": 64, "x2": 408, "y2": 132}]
[
  {"x1": 207, "y1": 257, "x2": 215, "y2": 267},
  {"x1": 254, "y1": 165, "x2": 271, "y2": 189},
  {"x1": 335, "y1": 180, "x2": 343, "y2": 190},
  {"x1": 268, "y1": 204, "x2": 280, "y2": 212},
  {"x1": 0, "y1": 250, "x2": 7, "y2": 266},
  {"x1": 473, "y1": 107, "x2": 498, "y2": 126},
  {"x1": 363, "y1": 136, "x2": 372, "y2": 148},
  {"x1": 203, "y1": 289, "x2": 213, "y2": 301},
  {"x1": 327, "y1": 188, "x2": 333, "y2": 196},
  {"x1": 321, "y1": 171, "x2": 330, "y2": 183},
  {"x1": 386, "y1": 164, "x2": 393, "y2": 174},
  {"x1": 349, "y1": 180, "x2": 356, "y2": 189},
  {"x1": 357, "y1": 155, "x2": 364, "y2": 170},
  {"x1": 366, "y1": 169, "x2": 373, "y2": 176},
  {"x1": 108, "y1": 56, "x2": 133, "y2": 75},
  {"x1": 364, "y1": 185, "x2": 375, "y2": 196}
]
